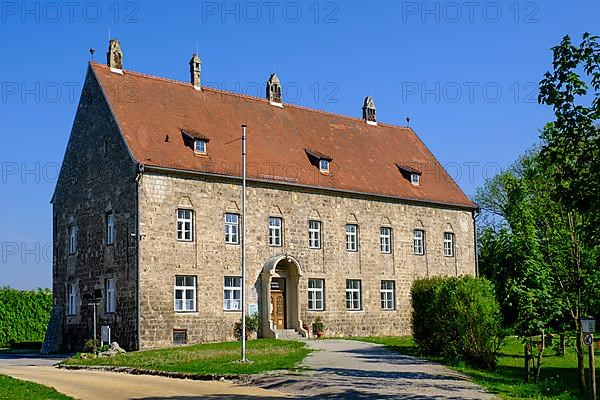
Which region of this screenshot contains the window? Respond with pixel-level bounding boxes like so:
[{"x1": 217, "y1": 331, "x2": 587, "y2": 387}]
[
  {"x1": 105, "y1": 278, "x2": 116, "y2": 313},
  {"x1": 224, "y1": 276, "x2": 242, "y2": 311},
  {"x1": 67, "y1": 283, "x2": 77, "y2": 316},
  {"x1": 177, "y1": 209, "x2": 193, "y2": 242},
  {"x1": 174, "y1": 276, "x2": 196, "y2": 312},
  {"x1": 413, "y1": 229, "x2": 425, "y2": 255},
  {"x1": 380, "y1": 227, "x2": 392, "y2": 253},
  {"x1": 308, "y1": 220, "x2": 321, "y2": 249},
  {"x1": 173, "y1": 329, "x2": 188, "y2": 345},
  {"x1": 345, "y1": 224, "x2": 358, "y2": 252},
  {"x1": 346, "y1": 279, "x2": 362, "y2": 310},
  {"x1": 308, "y1": 279, "x2": 324, "y2": 311},
  {"x1": 444, "y1": 232, "x2": 454, "y2": 257},
  {"x1": 224, "y1": 213, "x2": 239, "y2": 244},
  {"x1": 381, "y1": 280, "x2": 395, "y2": 310},
  {"x1": 68, "y1": 225, "x2": 77, "y2": 255},
  {"x1": 269, "y1": 217, "x2": 282, "y2": 247},
  {"x1": 194, "y1": 140, "x2": 207, "y2": 154},
  {"x1": 106, "y1": 213, "x2": 115, "y2": 245},
  {"x1": 319, "y1": 159, "x2": 330, "y2": 173},
  {"x1": 411, "y1": 173, "x2": 420, "y2": 185}
]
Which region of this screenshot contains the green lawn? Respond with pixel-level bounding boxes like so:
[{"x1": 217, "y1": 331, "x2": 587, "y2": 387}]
[
  {"x1": 357, "y1": 336, "x2": 599, "y2": 400},
  {"x1": 63, "y1": 339, "x2": 310, "y2": 376},
  {"x1": 0, "y1": 375, "x2": 73, "y2": 400}
]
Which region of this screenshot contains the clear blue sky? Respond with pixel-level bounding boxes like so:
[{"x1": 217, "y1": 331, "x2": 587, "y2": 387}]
[{"x1": 1, "y1": 1, "x2": 598, "y2": 289}]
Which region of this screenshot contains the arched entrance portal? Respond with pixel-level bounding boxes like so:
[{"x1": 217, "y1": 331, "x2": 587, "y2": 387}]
[{"x1": 260, "y1": 254, "x2": 308, "y2": 339}]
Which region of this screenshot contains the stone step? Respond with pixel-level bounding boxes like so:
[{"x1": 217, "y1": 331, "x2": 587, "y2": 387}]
[{"x1": 276, "y1": 329, "x2": 304, "y2": 340}]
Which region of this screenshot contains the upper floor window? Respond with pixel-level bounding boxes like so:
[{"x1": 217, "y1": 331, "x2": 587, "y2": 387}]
[
  {"x1": 68, "y1": 225, "x2": 77, "y2": 255},
  {"x1": 308, "y1": 220, "x2": 321, "y2": 249},
  {"x1": 346, "y1": 279, "x2": 362, "y2": 310},
  {"x1": 224, "y1": 213, "x2": 240, "y2": 244},
  {"x1": 177, "y1": 209, "x2": 193, "y2": 242},
  {"x1": 308, "y1": 278, "x2": 325, "y2": 311},
  {"x1": 345, "y1": 224, "x2": 358, "y2": 252},
  {"x1": 381, "y1": 280, "x2": 395, "y2": 310},
  {"x1": 444, "y1": 232, "x2": 455, "y2": 257},
  {"x1": 224, "y1": 276, "x2": 242, "y2": 311},
  {"x1": 106, "y1": 213, "x2": 115, "y2": 246},
  {"x1": 269, "y1": 217, "x2": 283, "y2": 247},
  {"x1": 174, "y1": 275, "x2": 196, "y2": 312},
  {"x1": 380, "y1": 227, "x2": 392, "y2": 254},
  {"x1": 319, "y1": 159, "x2": 330, "y2": 173},
  {"x1": 105, "y1": 278, "x2": 116, "y2": 313},
  {"x1": 410, "y1": 173, "x2": 420, "y2": 185},
  {"x1": 67, "y1": 283, "x2": 77, "y2": 316},
  {"x1": 194, "y1": 140, "x2": 207, "y2": 155},
  {"x1": 413, "y1": 229, "x2": 425, "y2": 255}
]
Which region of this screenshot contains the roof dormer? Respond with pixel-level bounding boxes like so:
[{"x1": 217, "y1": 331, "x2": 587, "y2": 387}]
[
  {"x1": 181, "y1": 129, "x2": 210, "y2": 156},
  {"x1": 266, "y1": 73, "x2": 283, "y2": 107},
  {"x1": 306, "y1": 148, "x2": 333, "y2": 174},
  {"x1": 362, "y1": 96, "x2": 377, "y2": 125},
  {"x1": 396, "y1": 163, "x2": 422, "y2": 186}
]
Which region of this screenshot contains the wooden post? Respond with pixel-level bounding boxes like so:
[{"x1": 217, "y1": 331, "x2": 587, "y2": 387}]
[{"x1": 590, "y1": 334, "x2": 597, "y2": 400}]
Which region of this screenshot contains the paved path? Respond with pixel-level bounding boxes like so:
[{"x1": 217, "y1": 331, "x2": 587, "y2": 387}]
[{"x1": 251, "y1": 339, "x2": 495, "y2": 399}]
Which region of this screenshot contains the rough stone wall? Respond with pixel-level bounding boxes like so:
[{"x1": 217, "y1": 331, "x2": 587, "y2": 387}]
[
  {"x1": 52, "y1": 66, "x2": 138, "y2": 351},
  {"x1": 138, "y1": 171, "x2": 475, "y2": 349}
]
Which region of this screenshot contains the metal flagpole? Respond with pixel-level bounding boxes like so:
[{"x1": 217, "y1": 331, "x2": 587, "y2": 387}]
[{"x1": 241, "y1": 124, "x2": 247, "y2": 362}]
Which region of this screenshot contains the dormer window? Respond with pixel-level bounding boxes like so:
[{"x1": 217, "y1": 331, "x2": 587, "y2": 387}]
[
  {"x1": 194, "y1": 140, "x2": 207, "y2": 155},
  {"x1": 319, "y1": 159, "x2": 330, "y2": 173},
  {"x1": 306, "y1": 148, "x2": 333, "y2": 175},
  {"x1": 411, "y1": 173, "x2": 420, "y2": 186}
]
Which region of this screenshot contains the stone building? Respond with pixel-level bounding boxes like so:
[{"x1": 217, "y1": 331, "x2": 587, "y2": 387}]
[{"x1": 50, "y1": 40, "x2": 478, "y2": 351}]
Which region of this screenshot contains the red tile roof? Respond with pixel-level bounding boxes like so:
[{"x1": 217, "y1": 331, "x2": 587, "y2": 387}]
[{"x1": 90, "y1": 62, "x2": 476, "y2": 209}]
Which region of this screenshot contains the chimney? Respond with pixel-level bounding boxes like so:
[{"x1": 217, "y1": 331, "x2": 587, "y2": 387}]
[
  {"x1": 266, "y1": 73, "x2": 283, "y2": 106},
  {"x1": 106, "y1": 39, "x2": 123, "y2": 73},
  {"x1": 362, "y1": 96, "x2": 377, "y2": 126},
  {"x1": 189, "y1": 54, "x2": 202, "y2": 91}
]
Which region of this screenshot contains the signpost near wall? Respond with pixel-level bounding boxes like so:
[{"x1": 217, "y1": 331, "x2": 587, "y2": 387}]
[{"x1": 582, "y1": 317, "x2": 596, "y2": 400}]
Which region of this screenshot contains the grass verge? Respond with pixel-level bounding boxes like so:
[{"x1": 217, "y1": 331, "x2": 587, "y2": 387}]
[
  {"x1": 355, "y1": 336, "x2": 599, "y2": 400},
  {"x1": 62, "y1": 339, "x2": 309, "y2": 376},
  {"x1": 0, "y1": 375, "x2": 73, "y2": 400}
]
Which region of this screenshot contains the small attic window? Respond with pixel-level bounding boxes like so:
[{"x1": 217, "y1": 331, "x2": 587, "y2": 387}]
[
  {"x1": 194, "y1": 139, "x2": 207, "y2": 155},
  {"x1": 305, "y1": 148, "x2": 333, "y2": 175},
  {"x1": 410, "y1": 173, "x2": 420, "y2": 186},
  {"x1": 319, "y1": 159, "x2": 330, "y2": 173}
]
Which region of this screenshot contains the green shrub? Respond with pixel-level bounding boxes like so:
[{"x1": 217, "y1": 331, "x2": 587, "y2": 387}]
[
  {"x1": 411, "y1": 276, "x2": 504, "y2": 369},
  {"x1": 234, "y1": 313, "x2": 260, "y2": 340},
  {"x1": 0, "y1": 287, "x2": 53, "y2": 347}
]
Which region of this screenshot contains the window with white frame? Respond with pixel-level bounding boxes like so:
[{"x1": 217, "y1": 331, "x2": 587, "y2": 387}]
[
  {"x1": 413, "y1": 229, "x2": 425, "y2": 255},
  {"x1": 174, "y1": 276, "x2": 196, "y2": 312},
  {"x1": 68, "y1": 225, "x2": 77, "y2": 255},
  {"x1": 346, "y1": 279, "x2": 361, "y2": 310},
  {"x1": 223, "y1": 276, "x2": 242, "y2": 311},
  {"x1": 410, "y1": 173, "x2": 420, "y2": 185},
  {"x1": 380, "y1": 227, "x2": 392, "y2": 253},
  {"x1": 308, "y1": 279, "x2": 324, "y2": 311},
  {"x1": 345, "y1": 224, "x2": 358, "y2": 252},
  {"x1": 194, "y1": 140, "x2": 207, "y2": 154},
  {"x1": 106, "y1": 213, "x2": 115, "y2": 245},
  {"x1": 67, "y1": 283, "x2": 77, "y2": 316},
  {"x1": 269, "y1": 217, "x2": 282, "y2": 246},
  {"x1": 224, "y1": 213, "x2": 239, "y2": 244},
  {"x1": 308, "y1": 220, "x2": 321, "y2": 249},
  {"x1": 444, "y1": 232, "x2": 454, "y2": 257},
  {"x1": 177, "y1": 209, "x2": 193, "y2": 242},
  {"x1": 105, "y1": 278, "x2": 116, "y2": 313},
  {"x1": 319, "y1": 159, "x2": 330, "y2": 173},
  {"x1": 381, "y1": 280, "x2": 395, "y2": 310}
]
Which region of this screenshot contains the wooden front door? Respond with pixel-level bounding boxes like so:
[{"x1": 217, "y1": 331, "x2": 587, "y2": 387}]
[{"x1": 270, "y1": 290, "x2": 285, "y2": 329}]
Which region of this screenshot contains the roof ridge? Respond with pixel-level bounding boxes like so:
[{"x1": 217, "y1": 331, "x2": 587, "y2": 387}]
[{"x1": 90, "y1": 62, "x2": 410, "y2": 130}]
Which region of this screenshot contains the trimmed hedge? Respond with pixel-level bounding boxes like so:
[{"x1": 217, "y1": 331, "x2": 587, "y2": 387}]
[
  {"x1": 411, "y1": 276, "x2": 503, "y2": 369},
  {"x1": 0, "y1": 287, "x2": 53, "y2": 347}
]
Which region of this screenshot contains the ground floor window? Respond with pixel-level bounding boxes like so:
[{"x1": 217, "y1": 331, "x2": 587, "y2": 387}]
[
  {"x1": 224, "y1": 276, "x2": 242, "y2": 311},
  {"x1": 346, "y1": 279, "x2": 362, "y2": 310},
  {"x1": 105, "y1": 278, "x2": 116, "y2": 313},
  {"x1": 380, "y1": 280, "x2": 395, "y2": 310},
  {"x1": 173, "y1": 329, "x2": 188, "y2": 345},
  {"x1": 67, "y1": 283, "x2": 77, "y2": 316},
  {"x1": 174, "y1": 275, "x2": 196, "y2": 312},
  {"x1": 308, "y1": 278, "x2": 325, "y2": 310}
]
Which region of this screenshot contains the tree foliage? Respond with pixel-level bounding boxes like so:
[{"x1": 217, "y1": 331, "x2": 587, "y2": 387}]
[{"x1": 0, "y1": 287, "x2": 53, "y2": 347}]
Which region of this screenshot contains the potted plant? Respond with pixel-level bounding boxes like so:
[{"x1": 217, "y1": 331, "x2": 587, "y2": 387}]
[{"x1": 312, "y1": 317, "x2": 325, "y2": 338}]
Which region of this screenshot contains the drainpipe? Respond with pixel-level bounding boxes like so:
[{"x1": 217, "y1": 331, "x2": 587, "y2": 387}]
[
  {"x1": 135, "y1": 163, "x2": 144, "y2": 350},
  {"x1": 473, "y1": 208, "x2": 479, "y2": 277}
]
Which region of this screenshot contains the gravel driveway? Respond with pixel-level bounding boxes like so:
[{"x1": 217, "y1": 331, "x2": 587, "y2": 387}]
[{"x1": 251, "y1": 339, "x2": 495, "y2": 399}]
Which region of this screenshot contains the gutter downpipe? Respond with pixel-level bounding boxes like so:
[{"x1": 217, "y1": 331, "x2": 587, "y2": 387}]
[
  {"x1": 135, "y1": 163, "x2": 144, "y2": 350},
  {"x1": 473, "y1": 208, "x2": 480, "y2": 277}
]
